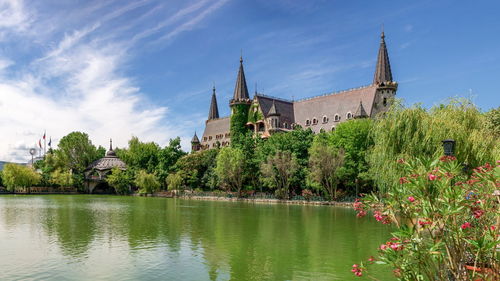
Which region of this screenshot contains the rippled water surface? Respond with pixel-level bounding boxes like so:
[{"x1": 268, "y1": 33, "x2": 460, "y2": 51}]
[{"x1": 0, "y1": 195, "x2": 395, "y2": 280}]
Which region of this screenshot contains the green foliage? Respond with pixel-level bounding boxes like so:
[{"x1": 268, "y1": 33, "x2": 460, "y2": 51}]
[
  {"x1": 327, "y1": 118, "x2": 373, "y2": 194},
  {"x1": 1, "y1": 163, "x2": 41, "y2": 191},
  {"x1": 308, "y1": 140, "x2": 345, "y2": 200},
  {"x1": 55, "y1": 132, "x2": 101, "y2": 173},
  {"x1": 255, "y1": 128, "x2": 314, "y2": 192},
  {"x1": 106, "y1": 167, "x2": 132, "y2": 195},
  {"x1": 215, "y1": 147, "x2": 246, "y2": 195},
  {"x1": 484, "y1": 106, "x2": 500, "y2": 137},
  {"x1": 156, "y1": 137, "x2": 187, "y2": 184},
  {"x1": 50, "y1": 169, "x2": 74, "y2": 187},
  {"x1": 230, "y1": 103, "x2": 250, "y2": 146},
  {"x1": 247, "y1": 103, "x2": 264, "y2": 123},
  {"x1": 368, "y1": 99, "x2": 500, "y2": 193},
  {"x1": 260, "y1": 150, "x2": 299, "y2": 199},
  {"x1": 134, "y1": 170, "x2": 160, "y2": 194},
  {"x1": 118, "y1": 137, "x2": 160, "y2": 173},
  {"x1": 34, "y1": 152, "x2": 58, "y2": 186},
  {"x1": 354, "y1": 158, "x2": 499, "y2": 280},
  {"x1": 174, "y1": 149, "x2": 218, "y2": 190},
  {"x1": 166, "y1": 172, "x2": 184, "y2": 191}
]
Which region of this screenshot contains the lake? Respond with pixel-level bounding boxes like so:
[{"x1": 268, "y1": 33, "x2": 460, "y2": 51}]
[{"x1": 0, "y1": 195, "x2": 394, "y2": 280}]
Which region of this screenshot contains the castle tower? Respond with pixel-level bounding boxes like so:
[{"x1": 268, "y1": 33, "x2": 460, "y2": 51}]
[
  {"x1": 191, "y1": 132, "x2": 201, "y2": 152},
  {"x1": 372, "y1": 31, "x2": 398, "y2": 116},
  {"x1": 208, "y1": 86, "x2": 219, "y2": 120},
  {"x1": 229, "y1": 56, "x2": 252, "y2": 146}
]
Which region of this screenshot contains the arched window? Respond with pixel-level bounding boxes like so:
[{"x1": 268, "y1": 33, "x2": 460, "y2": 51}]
[
  {"x1": 322, "y1": 116, "x2": 328, "y2": 123},
  {"x1": 306, "y1": 119, "x2": 311, "y2": 126},
  {"x1": 383, "y1": 97, "x2": 387, "y2": 106},
  {"x1": 320, "y1": 128, "x2": 325, "y2": 133},
  {"x1": 209, "y1": 136, "x2": 212, "y2": 140},
  {"x1": 346, "y1": 112, "x2": 352, "y2": 120},
  {"x1": 331, "y1": 126, "x2": 336, "y2": 131},
  {"x1": 334, "y1": 114, "x2": 340, "y2": 122},
  {"x1": 283, "y1": 122, "x2": 288, "y2": 129},
  {"x1": 312, "y1": 118, "x2": 318, "y2": 125}
]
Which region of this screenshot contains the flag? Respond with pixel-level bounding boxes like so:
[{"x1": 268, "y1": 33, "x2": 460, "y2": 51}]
[
  {"x1": 39, "y1": 139, "x2": 42, "y2": 148},
  {"x1": 48, "y1": 137, "x2": 52, "y2": 147},
  {"x1": 43, "y1": 131, "x2": 46, "y2": 140}
]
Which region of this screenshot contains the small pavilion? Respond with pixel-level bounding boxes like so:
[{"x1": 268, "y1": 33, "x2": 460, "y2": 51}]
[{"x1": 84, "y1": 139, "x2": 126, "y2": 194}]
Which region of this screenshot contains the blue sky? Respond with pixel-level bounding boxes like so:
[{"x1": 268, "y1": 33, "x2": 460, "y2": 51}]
[{"x1": 0, "y1": 0, "x2": 499, "y2": 162}]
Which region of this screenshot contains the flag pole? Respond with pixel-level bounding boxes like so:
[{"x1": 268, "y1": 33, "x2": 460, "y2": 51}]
[{"x1": 43, "y1": 130, "x2": 46, "y2": 158}]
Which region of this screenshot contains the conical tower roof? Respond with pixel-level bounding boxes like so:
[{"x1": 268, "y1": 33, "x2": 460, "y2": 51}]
[
  {"x1": 232, "y1": 56, "x2": 250, "y2": 101},
  {"x1": 208, "y1": 86, "x2": 219, "y2": 120},
  {"x1": 191, "y1": 132, "x2": 200, "y2": 143},
  {"x1": 268, "y1": 100, "x2": 280, "y2": 116},
  {"x1": 373, "y1": 31, "x2": 393, "y2": 85},
  {"x1": 354, "y1": 101, "x2": 368, "y2": 118}
]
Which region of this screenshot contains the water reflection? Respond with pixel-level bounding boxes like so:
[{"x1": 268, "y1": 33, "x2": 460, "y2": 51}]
[{"x1": 0, "y1": 195, "x2": 394, "y2": 280}]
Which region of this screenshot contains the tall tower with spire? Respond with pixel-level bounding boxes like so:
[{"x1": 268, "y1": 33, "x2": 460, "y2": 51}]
[
  {"x1": 208, "y1": 86, "x2": 219, "y2": 120},
  {"x1": 229, "y1": 56, "x2": 252, "y2": 146},
  {"x1": 372, "y1": 31, "x2": 398, "y2": 116}
]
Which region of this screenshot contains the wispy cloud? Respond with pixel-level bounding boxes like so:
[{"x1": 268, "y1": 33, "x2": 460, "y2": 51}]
[{"x1": 0, "y1": 0, "x2": 231, "y2": 162}]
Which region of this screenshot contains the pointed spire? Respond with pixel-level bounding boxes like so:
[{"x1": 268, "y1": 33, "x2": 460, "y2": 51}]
[
  {"x1": 232, "y1": 56, "x2": 250, "y2": 101},
  {"x1": 268, "y1": 100, "x2": 280, "y2": 116},
  {"x1": 208, "y1": 86, "x2": 219, "y2": 120},
  {"x1": 373, "y1": 30, "x2": 393, "y2": 85},
  {"x1": 106, "y1": 138, "x2": 117, "y2": 157},
  {"x1": 354, "y1": 101, "x2": 368, "y2": 118},
  {"x1": 109, "y1": 138, "x2": 113, "y2": 151},
  {"x1": 191, "y1": 132, "x2": 200, "y2": 143}
]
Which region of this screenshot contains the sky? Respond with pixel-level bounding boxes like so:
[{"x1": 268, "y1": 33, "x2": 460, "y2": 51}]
[{"x1": 0, "y1": 0, "x2": 499, "y2": 162}]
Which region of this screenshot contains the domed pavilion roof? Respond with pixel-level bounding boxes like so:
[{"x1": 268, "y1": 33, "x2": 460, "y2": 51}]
[{"x1": 86, "y1": 139, "x2": 126, "y2": 171}]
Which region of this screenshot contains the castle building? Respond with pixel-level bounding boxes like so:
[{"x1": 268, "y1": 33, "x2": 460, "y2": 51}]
[{"x1": 192, "y1": 32, "x2": 397, "y2": 151}]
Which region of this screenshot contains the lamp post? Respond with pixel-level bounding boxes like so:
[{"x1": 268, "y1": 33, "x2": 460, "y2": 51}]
[
  {"x1": 29, "y1": 148, "x2": 36, "y2": 166},
  {"x1": 442, "y1": 139, "x2": 455, "y2": 156}
]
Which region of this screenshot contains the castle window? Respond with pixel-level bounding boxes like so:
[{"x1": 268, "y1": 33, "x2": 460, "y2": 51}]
[
  {"x1": 312, "y1": 118, "x2": 318, "y2": 125},
  {"x1": 331, "y1": 126, "x2": 336, "y2": 131},
  {"x1": 383, "y1": 97, "x2": 387, "y2": 106},
  {"x1": 346, "y1": 112, "x2": 352, "y2": 120},
  {"x1": 283, "y1": 122, "x2": 288, "y2": 129},
  {"x1": 320, "y1": 128, "x2": 325, "y2": 133},
  {"x1": 322, "y1": 116, "x2": 328, "y2": 123},
  {"x1": 334, "y1": 114, "x2": 340, "y2": 122},
  {"x1": 209, "y1": 136, "x2": 212, "y2": 140},
  {"x1": 306, "y1": 119, "x2": 311, "y2": 126},
  {"x1": 204, "y1": 137, "x2": 207, "y2": 141}
]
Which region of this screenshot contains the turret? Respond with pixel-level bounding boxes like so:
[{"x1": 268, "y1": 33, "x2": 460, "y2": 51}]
[
  {"x1": 208, "y1": 86, "x2": 219, "y2": 120},
  {"x1": 229, "y1": 56, "x2": 252, "y2": 146},
  {"x1": 372, "y1": 31, "x2": 398, "y2": 116},
  {"x1": 191, "y1": 132, "x2": 201, "y2": 152}
]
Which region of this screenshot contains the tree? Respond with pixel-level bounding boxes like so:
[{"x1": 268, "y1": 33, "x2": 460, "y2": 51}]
[
  {"x1": 55, "y1": 132, "x2": 101, "y2": 173},
  {"x1": 1, "y1": 163, "x2": 41, "y2": 192},
  {"x1": 166, "y1": 171, "x2": 184, "y2": 191},
  {"x1": 215, "y1": 147, "x2": 246, "y2": 196},
  {"x1": 156, "y1": 137, "x2": 187, "y2": 185},
  {"x1": 50, "y1": 169, "x2": 74, "y2": 187},
  {"x1": 118, "y1": 137, "x2": 160, "y2": 173},
  {"x1": 106, "y1": 167, "x2": 132, "y2": 195},
  {"x1": 368, "y1": 99, "x2": 499, "y2": 194},
  {"x1": 134, "y1": 170, "x2": 160, "y2": 194},
  {"x1": 308, "y1": 141, "x2": 345, "y2": 200},
  {"x1": 260, "y1": 150, "x2": 299, "y2": 199},
  {"x1": 327, "y1": 119, "x2": 373, "y2": 194},
  {"x1": 174, "y1": 149, "x2": 218, "y2": 190}
]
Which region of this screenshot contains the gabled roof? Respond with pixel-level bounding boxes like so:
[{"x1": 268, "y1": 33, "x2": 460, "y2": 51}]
[
  {"x1": 373, "y1": 31, "x2": 393, "y2": 85},
  {"x1": 267, "y1": 100, "x2": 279, "y2": 116},
  {"x1": 232, "y1": 57, "x2": 250, "y2": 101},
  {"x1": 208, "y1": 86, "x2": 219, "y2": 120},
  {"x1": 354, "y1": 101, "x2": 368, "y2": 118}
]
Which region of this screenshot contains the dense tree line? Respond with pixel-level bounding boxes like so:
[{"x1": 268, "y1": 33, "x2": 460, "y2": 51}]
[{"x1": 1, "y1": 99, "x2": 498, "y2": 199}]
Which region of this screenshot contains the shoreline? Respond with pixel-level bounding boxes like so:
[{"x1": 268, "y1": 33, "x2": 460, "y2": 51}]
[{"x1": 175, "y1": 195, "x2": 354, "y2": 207}]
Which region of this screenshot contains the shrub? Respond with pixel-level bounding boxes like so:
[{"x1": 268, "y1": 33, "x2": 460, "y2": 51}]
[
  {"x1": 1, "y1": 163, "x2": 41, "y2": 191},
  {"x1": 134, "y1": 170, "x2": 160, "y2": 194},
  {"x1": 106, "y1": 167, "x2": 132, "y2": 195},
  {"x1": 353, "y1": 157, "x2": 499, "y2": 280}
]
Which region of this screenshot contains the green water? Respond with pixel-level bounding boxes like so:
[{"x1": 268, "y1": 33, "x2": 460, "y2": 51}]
[{"x1": 0, "y1": 195, "x2": 394, "y2": 280}]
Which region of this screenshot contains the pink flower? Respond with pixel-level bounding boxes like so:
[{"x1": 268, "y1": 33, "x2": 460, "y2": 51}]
[
  {"x1": 408, "y1": 196, "x2": 415, "y2": 203},
  {"x1": 428, "y1": 174, "x2": 437, "y2": 181},
  {"x1": 491, "y1": 226, "x2": 496, "y2": 231},
  {"x1": 399, "y1": 177, "x2": 409, "y2": 184},
  {"x1": 368, "y1": 256, "x2": 375, "y2": 262},
  {"x1": 355, "y1": 271, "x2": 362, "y2": 277},
  {"x1": 473, "y1": 209, "x2": 484, "y2": 219},
  {"x1": 461, "y1": 222, "x2": 471, "y2": 230},
  {"x1": 380, "y1": 244, "x2": 388, "y2": 250}
]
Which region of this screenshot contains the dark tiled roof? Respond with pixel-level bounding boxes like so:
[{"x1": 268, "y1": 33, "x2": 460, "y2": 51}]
[
  {"x1": 86, "y1": 154, "x2": 126, "y2": 171},
  {"x1": 191, "y1": 132, "x2": 200, "y2": 143},
  {"x1": 267, "y1": 100, "x2": 279, "y2": 116},
  {"x1": 201, "y1": 117, "x2": 231, "y2": 148},
  {"x1": 293, "y1": 85, "x2": 378, "y2": 133},
  {"x1": 208, "y1": 87, "x2": 219, "y2": 120},
  {"x1": 256, "y1": 95, "x2": 295, "y2": 124},
  {"x1": 373, "y1": 32, "x2": 393, "y2": 85},
  {"x1": 232, "y1": 57, "x2": 250, "y2": 101}
]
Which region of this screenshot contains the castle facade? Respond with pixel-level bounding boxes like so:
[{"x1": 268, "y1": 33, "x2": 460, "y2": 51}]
[{"x1": 191, "y1": 32, "x2": 397, "y2": 151}]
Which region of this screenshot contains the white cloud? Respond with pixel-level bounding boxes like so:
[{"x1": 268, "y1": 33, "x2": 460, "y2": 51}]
[{"x1": 0, "y1": 0, "x2": 233, "y2": 162}]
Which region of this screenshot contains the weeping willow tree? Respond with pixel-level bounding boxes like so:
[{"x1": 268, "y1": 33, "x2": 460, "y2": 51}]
[{"x1": 369, "y1": 98, "x2": 499, "y2": 193}]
